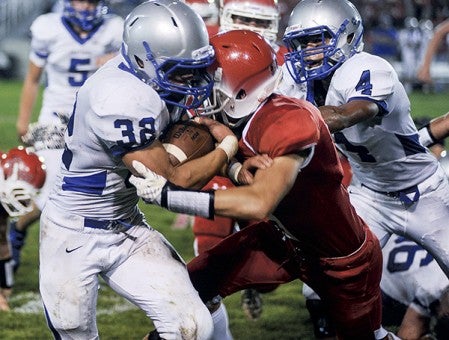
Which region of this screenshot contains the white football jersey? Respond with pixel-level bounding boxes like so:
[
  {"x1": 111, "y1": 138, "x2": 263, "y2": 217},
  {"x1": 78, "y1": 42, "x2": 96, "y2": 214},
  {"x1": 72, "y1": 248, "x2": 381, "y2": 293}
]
[
  {"x1": 278, "y1": 52, "x2": 438, "y2": 192},
  {"x1": 29, "y1": 12, "x2": 124, "y2": 124},
  {"x1": 326, "y1": 52, "x2": 438, "y2": 192},
  {"x1": 48, "y1": 54, "x2": 172, "y2": 220},
  {"x1": 381, "y1": 235, "x2": 449, "y2": 317}
]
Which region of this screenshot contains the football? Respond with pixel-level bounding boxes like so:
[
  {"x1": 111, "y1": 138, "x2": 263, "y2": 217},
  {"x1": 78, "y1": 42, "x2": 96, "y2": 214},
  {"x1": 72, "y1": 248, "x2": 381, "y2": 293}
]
[{"x1": 162, "y1": 120, "x2": 215, "y2": 166}]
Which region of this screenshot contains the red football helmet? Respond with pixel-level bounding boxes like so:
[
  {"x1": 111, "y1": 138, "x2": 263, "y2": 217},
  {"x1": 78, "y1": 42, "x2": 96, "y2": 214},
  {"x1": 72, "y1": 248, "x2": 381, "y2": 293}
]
[
  {"x1": 204, "y1": 30, "x2": 281, "y2": 125},
  {"x1": 219, "y1": 0, "x2": 280, "y2": 44},
  {"x1": 0, "y1": 146, "x2": 46, "y2": 217}
]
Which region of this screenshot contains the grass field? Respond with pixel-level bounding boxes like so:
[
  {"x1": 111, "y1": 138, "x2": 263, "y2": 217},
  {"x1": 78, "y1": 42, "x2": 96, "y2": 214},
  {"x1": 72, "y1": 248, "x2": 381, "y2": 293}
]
[{"x1": 0, "y1": 79, "x2": 448, "y2": 339}]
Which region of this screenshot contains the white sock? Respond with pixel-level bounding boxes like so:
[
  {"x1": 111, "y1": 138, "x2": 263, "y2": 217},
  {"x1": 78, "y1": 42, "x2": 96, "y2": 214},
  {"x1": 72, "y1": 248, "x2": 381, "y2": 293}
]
[
  {"x1": 211, "y1": 303, "x2": 233, "y2": 340},
  {"x1": 374, "y1": 326, "x2": 388, "y2": 339}
]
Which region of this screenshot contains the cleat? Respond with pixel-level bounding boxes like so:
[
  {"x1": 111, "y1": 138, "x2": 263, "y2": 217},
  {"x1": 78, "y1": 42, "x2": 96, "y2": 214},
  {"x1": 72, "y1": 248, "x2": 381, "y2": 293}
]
[
  {"x1": 305, "y1": 299, "x2": 336, "y2": 338},
  {"x1": 241, "y1": 288, "x2": 263, "y2": 320}
]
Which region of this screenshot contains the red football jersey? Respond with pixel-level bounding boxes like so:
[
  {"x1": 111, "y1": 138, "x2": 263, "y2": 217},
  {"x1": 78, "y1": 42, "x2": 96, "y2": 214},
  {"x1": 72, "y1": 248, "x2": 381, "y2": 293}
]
[{"x1": 238, "y1": 94, "x2": 366, "y2": 257}]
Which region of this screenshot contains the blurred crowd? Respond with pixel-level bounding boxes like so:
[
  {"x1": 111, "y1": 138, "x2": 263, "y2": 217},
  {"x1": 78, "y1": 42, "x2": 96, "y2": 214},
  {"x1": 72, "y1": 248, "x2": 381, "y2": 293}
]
[{"x1": 1, "y1": 0, "x2": 449, "y2": 90}]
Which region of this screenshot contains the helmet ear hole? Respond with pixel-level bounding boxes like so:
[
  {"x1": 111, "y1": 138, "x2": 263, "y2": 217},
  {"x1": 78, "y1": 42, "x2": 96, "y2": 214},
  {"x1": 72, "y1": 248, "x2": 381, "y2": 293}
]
[
  {"x1": 135, "y1": 56, "x2": 144, "y2": 68},
  {"x1": 347, "y1": 33, "x2": 354, "y2": 44},
  {"x1": 236, "y1": 89, "x2": 246, "y2": 99}
]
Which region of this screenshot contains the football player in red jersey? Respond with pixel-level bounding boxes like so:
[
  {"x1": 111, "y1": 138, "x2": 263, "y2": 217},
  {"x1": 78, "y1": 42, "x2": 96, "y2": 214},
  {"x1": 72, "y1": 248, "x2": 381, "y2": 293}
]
[
  {"x1": 130, "y1": 30, "x2": 393, "y2": 339},
  {"x1": 192, "y1": 0, "x2": 287, "y2": 319},
  {"x1": 0, "y1": 146, "x2": 46, "y2": 311}
]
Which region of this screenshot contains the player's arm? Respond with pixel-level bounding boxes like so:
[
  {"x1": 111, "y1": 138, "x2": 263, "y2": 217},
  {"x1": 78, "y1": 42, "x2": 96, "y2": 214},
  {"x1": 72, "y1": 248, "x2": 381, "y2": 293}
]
[
  {"x1": 417, "y1": 20, "x2": 449, "y2": 84},
  {"x1": 17, "y1": 61, "x2": 43, "y2": 138},
  {"x1": 418, "y1": 111, "x2": 449, "y2": 147},
  {"x1": 396, "y1": 306, "x2": 429, "y2": 339},
  {"x1": 129, "y1": 152, "x2": 305, "y2": 220},
  {"x1": 213, "y1": 153, "x2": 304, "y2": 220},
  {"x1": 319, "y1": 100, "x2": 379, "y2": 133}
]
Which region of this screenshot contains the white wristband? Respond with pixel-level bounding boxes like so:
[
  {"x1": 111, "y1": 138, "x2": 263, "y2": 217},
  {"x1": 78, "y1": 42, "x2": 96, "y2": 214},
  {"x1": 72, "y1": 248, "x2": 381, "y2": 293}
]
[
  {"x1": 418, "y1": 125, "x2": 434, "y2": 147},
  {"x1": 216, "y1": 135, "x2": 238, "y2": 161},
  {"x1": 227, "y1": 160, "x2": 242, "y2": 184}
]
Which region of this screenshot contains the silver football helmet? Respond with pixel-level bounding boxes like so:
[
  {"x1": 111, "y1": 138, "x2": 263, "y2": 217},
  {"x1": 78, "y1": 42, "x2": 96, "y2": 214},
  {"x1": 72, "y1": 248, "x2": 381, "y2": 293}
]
[
  {"x1": 122, "y1": 0, "x2": 215, "y2": 110},
  {"x1": 283, "y1": 0, "x2": 364, "y2": 83}
]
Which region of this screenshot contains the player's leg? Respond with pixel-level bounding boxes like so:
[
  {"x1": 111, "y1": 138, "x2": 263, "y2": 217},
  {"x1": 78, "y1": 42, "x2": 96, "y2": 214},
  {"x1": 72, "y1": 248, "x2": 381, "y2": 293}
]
[
  {"x1": 105, "y1": 226, "x2": 213, "y2": 340},
  {"x1": 302, "y1": 283, "x2": 336, "y2": 339},
  {"x1": 305, "y1": 227, "x2": 385, "y2": 339},
  {"x1": 39, "y1": 205, "x2": 100, "y2": 339},
  {"x1": 188, "y1": 221, "x2": 295, "y2": 302},
  {"x1": 0, "y1": 208, "x2": 13, "y2": 311},
  {"x1": 193, "y1": 176, "x2": 265, "y2": 321},
  {"x1": 8, "y1": 203, "x2": 40, "y2": 272},
  {"x1": 406, "y1": 167, "x2": 449, "y2": 278}
]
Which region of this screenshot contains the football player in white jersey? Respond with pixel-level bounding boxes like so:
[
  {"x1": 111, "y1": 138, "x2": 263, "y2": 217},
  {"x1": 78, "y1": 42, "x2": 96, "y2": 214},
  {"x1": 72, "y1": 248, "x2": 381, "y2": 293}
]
[
  {"x1": 278, "y1": 0, "x2": 449, "y2": 337},
  {"x1": 38, "y1": 1, "x2": 238, "y2": 339},
  {"x1": 12, "y1": 0, "x2": 124, "y2": 273},
  {"x1": 280, "y1": 0, "x2": 449, "y2": 276},
  {"x1": 381, "y1": 235, "x2": 449, "y2": 339}
]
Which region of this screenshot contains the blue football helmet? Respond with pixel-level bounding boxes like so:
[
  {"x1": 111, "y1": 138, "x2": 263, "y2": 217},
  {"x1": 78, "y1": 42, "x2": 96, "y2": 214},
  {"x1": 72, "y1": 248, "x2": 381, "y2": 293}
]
[
  {"x1": 63, "y1": 0, "x2": 106, "y2": 32},
  {"x1": 122, "y1": 0, "x2": 215, "y2": 110},
  {"x1": 283, "y1": 0, "x2": 364, "y2": 83}
]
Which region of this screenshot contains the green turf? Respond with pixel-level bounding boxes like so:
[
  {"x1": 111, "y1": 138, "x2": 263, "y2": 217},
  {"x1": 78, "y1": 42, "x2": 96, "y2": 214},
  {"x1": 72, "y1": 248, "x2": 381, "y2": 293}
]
[{"x1": 0, "y1": 79, "x2": 448, "y2": 339}]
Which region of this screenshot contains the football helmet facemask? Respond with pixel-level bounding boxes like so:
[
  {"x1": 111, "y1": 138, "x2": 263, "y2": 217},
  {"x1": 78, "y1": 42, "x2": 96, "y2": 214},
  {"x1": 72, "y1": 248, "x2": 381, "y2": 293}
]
[
  {"x1": 0, "y1": 147, "x2": 46, "y2": 217},
  {"x1": 186, "y1": 0, "x2": 219, "y2": 26},
  {"x1": 63, "y1": 0, "x2": 106, "y2": 32},
  {"x1": 202, "y1": 30, "x2": 281, "y2": 128},
  {"x1": 283, "y1": 0, "x2": 364, "y2": 83},
  {"x1": 219, "y1": 0, "x2": 280, "y2": 44},
  {"x1": 122, "y1": 0, "x2": 215, "y2": 111}
]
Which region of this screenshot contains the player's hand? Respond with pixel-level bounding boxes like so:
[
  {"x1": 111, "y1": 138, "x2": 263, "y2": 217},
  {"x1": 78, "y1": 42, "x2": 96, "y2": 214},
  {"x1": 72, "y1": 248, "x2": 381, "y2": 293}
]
[
  {"x1": 129, "y1": 160, "x2": 167, "y2": 205},
  {"x1": 417, "y1": 65, "x2": 432, "y2": 84},
  {"x1": 239, "y1": 154, "x2": 273, "y2": 185},
  {"x1": 16, "y1": 121, "x2": 29, "y2": 140},
  {"x1": 193, "y1": 116, "x2": 235, "y2": 143}
]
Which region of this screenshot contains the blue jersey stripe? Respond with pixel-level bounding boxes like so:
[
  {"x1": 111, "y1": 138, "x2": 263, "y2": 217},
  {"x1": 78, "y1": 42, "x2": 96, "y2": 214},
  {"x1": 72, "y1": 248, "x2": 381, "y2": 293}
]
[{"x1": 62, "y1": 171, "x2": 107, "y2": 195}]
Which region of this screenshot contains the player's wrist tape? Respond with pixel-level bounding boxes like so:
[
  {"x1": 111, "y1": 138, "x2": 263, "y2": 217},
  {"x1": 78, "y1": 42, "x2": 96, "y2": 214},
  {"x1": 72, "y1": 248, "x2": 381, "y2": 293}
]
[
  {"x1": 0, "y1": 258, "x2": 14, "y2": 289},
  {"x1": 419, "y1": 123, "x2": 438, "y2": 147},
  {"x1": 216, "y1": 135, "x2": 238, "y2": 162},
  {"x1": 227, "y1": 159, "x2": 242, "y2": 184},
  {"x1": 161, "y1": 184, "x2": 215, "y2": 219}
]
